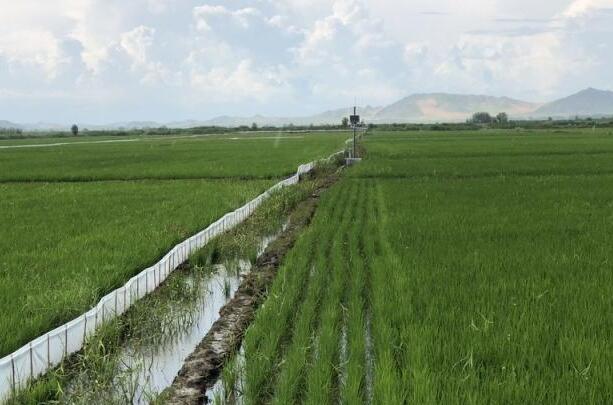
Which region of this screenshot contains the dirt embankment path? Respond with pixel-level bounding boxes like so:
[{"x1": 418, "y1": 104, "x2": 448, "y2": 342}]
[{"x1": 165, "y1": 172, "x2": 339, "y2": 405}]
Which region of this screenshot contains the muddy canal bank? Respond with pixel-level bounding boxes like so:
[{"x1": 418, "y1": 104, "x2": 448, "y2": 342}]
[{"x1": 164, "y1": 172, "x2": 340, "y2": 404}]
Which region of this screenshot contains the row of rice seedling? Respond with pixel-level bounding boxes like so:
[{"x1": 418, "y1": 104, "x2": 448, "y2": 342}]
[
  {"x1": 298, "y1": 181, "x2": 358, "y2": 405},
  {"x1": 242, "y1": 180, "x2": 354, "y2": 403},
  {"x1": 239, "y1": 177, "x2": 416, "y2": 404},
  {"x1": 340, "y1": 179, "x2": 369, "y2": 404},
  {"x1": 368, "y1": 184, "x2": 405, "y2": 404},
  {"x1": 234, "y1": 129, "x2": 613, "y2": 403},
  {"x1": 241, "y1": 180, "x2": 383, "y2": 404}
]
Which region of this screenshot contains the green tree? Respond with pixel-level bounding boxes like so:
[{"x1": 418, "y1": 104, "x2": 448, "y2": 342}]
[
  {"x1": 496, "y1": 112, "x2": 509, "y2": 125},
  {"x1": 71, "y1": 124, "x2": 79, "y2": 136},
  {"x1": 251, "y1": 122, "x2": 258, "y2": 131},
  {"x1": 471, "y1": 112, "x2": 493, "y2": 124},
  {"x1": 341, "y1": 117, "x2": 349, "y2": 128}
]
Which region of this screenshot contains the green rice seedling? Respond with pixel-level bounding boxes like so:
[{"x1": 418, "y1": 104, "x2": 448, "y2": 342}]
[
  {"x1": 363, "y1": 129, "x2": 613, "y2": 403},
  {"x1": 223, "y1": 279, "x2": 232, "y2": 300},
  {"x1": 4, "y1": 164, "x2": 339, "y2": 403},
  {"x1": 242, "y1": 229, "x2": 318, "y2": 403},
  {"x1": 239, "y1": 129, "x2": 613, "y2": 403},
  {"x1": 302, "y1": 182, "x2": 361, "y2": 405},
  {"x1": 0, "y1": 179, "x2": 271, "y2": 357},
  {"x1": 243, "y1": 182, "x2": 353, "y2": 404},
  {"x1": 212, "y1": 391, "x2": 224, "y2": 405},
  {"x1": 352, "y1": 129, "x2": 613, "y2": 181},
  {"x1": 367, "y1": 183, "x2": 405, "y2": 405},
  {"x1": 374, "y1": 173, "x2": 613, "y2": 403},
  {"x1": 340, "y1": 180, "x2": 369, "y2": 404},
  {"x1": 0, "y1": 131, "x2": 348, "y2": 182},
  {"x1": 0, "y1": 131, "x2": 346, "y2": 357},
  {"x1": 271, "y1": 182, "x2": 358, "y2": 405},
  {"x1": 217, "y1": 354, "x2": 242, "y2": 404}
]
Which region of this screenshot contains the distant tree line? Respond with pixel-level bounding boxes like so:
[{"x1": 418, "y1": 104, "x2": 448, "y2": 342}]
[
  {"x1": 4, "y1": 116, "x2": 613, "y2": 141},
  {"x1": 0, "y1": 127, "x2": 24, "y2": 139},
  {"x1": 502, "y1": 117, "x2": 613, "y2": 129},
  {"x1": 0, "y1": 123, "x2": 356, "y2": 141},
  {"x1": 367, "y1": 122, "x2": 482, "y2": 131},
  {"x1": 369, "y1": 116, "x2": 613, "y2": 132},
  {"x1": 468, "y1": 112, "x2": 509, "y2": 126}
]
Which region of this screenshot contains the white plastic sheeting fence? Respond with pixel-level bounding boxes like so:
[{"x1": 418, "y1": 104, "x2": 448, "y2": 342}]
[{"x1": 0, "y1": 153, "x2": 341, "y2": 402}]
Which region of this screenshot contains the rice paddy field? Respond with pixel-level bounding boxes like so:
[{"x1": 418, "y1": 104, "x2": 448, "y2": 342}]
[
  {"x1": 0, "y1": 131, "x2": 348, "y2": 357},
  {"x1": 0, "y1": 132, "x2": 345, "y2": 181},
  {"x1": 240, "y1": 129, "x2": 613, "y2": 404}
]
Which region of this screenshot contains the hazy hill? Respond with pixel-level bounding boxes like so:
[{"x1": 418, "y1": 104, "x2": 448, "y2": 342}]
[
  {"x1": 202, "y1": 106, "x2": 382, "y2": 127},
  {"x1": 4, "y1": 88, "x2": 613, "y2": 130},
  {"x1": 0, "y1": 120, "x2": 22, "y2": 129},
  {"x1": 104, "y1": 121, "x2": 160, "y2": 130},
  {"x1": 533, "y1": 88, "x2": 613, "y2": 117},
  {"x1": 372, "y1": 93, "x2": 540, "y2": 123}
]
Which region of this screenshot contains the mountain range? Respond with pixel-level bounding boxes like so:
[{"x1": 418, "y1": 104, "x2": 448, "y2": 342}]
[
  {"x1": 2, "y1": 88, "x2": 613, "y2": 131},
  {"x1": 533, "y1": 88, "x2": 613, "y2": 117}
]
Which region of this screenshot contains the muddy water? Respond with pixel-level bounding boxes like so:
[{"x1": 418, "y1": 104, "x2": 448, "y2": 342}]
[
  {"x1": 122, "y1": 263, "x2": 247, "y2": 404},
  {"x1": 59, "y1": 227, "x2": 284, "y2": 404},
  {"x1": 122, "y1": 230, "x2": 283, "y2": 405}
]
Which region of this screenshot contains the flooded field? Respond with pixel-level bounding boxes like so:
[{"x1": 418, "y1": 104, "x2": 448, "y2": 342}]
[{"x1": 62, "y1": 230, "x2": 281, "y2": 404}]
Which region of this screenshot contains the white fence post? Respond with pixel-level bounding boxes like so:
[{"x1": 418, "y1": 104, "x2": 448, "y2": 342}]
[
  {"x1": 29, "y1": 343, "x2": 33, "y2": 381},
  {"x1": 11, "y1": 355, "x2": 15, "y2": 395}
]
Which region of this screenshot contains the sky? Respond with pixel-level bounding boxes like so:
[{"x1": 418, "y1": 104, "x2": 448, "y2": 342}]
[{"x1": 0, "y1": 0, "x2": 612, "y2": 124}]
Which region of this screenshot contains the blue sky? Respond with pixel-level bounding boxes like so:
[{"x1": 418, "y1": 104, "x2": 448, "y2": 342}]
[{"x1": 0, "y1": 0, "x2": 612, "y2": 124}]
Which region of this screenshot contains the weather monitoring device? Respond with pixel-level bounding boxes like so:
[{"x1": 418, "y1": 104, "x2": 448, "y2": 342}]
[
  {"x1": 350, "y1": 106, "x2": 360, "y2": 126},
  {"x1": 350, "y1": 106, "x2": 360, "y2": 158}
]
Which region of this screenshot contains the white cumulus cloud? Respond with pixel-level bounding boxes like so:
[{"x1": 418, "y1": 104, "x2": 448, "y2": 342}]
[{"x1": 0, "y1": 0, "x2": 612, "y2": 123}]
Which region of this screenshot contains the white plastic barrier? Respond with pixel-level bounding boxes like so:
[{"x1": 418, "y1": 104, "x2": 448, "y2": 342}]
[{"x1": 0, "y1": 152, "x2": 342, "y2": 402}]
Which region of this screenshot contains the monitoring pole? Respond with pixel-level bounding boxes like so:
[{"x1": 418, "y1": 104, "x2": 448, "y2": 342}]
[
  {"x1": 350, "y1": 106, "x2": 360, "y2": 159},
  {"x1": 353, "y1": 107, "x2": 357, "y2": 158}
]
